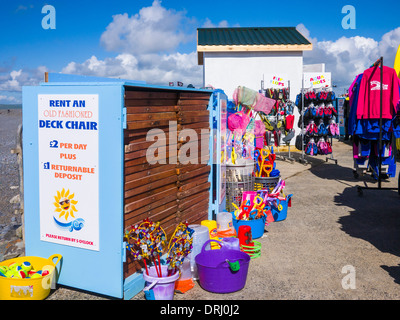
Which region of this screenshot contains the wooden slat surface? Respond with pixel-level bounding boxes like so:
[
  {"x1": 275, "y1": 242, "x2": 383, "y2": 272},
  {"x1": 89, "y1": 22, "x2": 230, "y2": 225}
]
[
  {"x1": 126, "y1": 112, "x2": 177, "y2": 122},
  {"x1": 125, "y1": 188, "x2": 177, "y2": 214},
  {"x1": 125, "y1": 164, "x2": 176, "y2": 182},
  {"x1": 124, "y1": 168, "x2": 177, "y2": 191},
  {"x1": 123, "y1": 89, "x2": 212, "y2": 278},
  {"x1": 124, "y1": 175, "x2": 178, "y2": 197},
  {"x1": 125, "y1": 183, "x2": 176, "y2": 204},
  {"x1": 126, "y1": 120, "x2": 174, "y2": 130},
  {"x1": 126, "y1": 106, "x2": 177, "y2": 113},
  {"x1": 125, "y1": 91, "x2": 178, "y2": 100},
  {"x1": 179, "y1": 92, "x2": 211, "y2": 100},
  {"x1": 125, "y1": 99, "x2": 178, "y2": 107},
  {"x1": 178, "y1": 99, "x2": 210, "y2": 105},
  {"x1": 178, "y1": 122, "x2": 210, "y2": 130},
  {"x1": 178, "y1": 110, "x2": 209, "y2": 117}
]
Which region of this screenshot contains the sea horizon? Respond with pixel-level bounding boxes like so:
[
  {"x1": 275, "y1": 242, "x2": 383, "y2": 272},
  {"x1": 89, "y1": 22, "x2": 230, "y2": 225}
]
[{"x1": 0, "y1": 104, "x2": 22, "y2": 110}]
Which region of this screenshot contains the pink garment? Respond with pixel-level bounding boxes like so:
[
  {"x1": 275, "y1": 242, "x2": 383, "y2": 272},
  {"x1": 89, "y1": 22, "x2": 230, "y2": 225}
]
[
  {"x1": 227, "y1": 111, "x2": 250, "y2": 134},
  {"x1": 253, "y1": 93, "x2": 275, "y2": 114},
  {"x1": 254, "y1": 120, "x2": 266, "y2": 149},
  {"x1": 356, "y1": 66, "x2": 400, "y2": 120}
]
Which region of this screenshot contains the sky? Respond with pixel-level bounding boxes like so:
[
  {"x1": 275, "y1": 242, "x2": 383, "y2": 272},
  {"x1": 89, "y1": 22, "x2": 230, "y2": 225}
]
[{"x1": 1, "y1": 0, "x2": 400, "y2": 104}]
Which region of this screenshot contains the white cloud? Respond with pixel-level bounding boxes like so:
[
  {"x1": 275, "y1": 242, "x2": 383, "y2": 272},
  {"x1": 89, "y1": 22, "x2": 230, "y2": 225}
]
[
  {"x1": 0, "y1": 95, "x2": 18, "y2": 103},
  {"x1": 0, "y1": 66, "x2": 47, "y2": 92},
  {"x1": 15, "y1": 4, "x2": 34, "y2": 12},
  {"x1": 202, "y1": 18, "x2": 240, "y2": 28},
  {"x1": 0, "y1": 66, "x2": 48, "y2": 103},
  {"x1": 62, "y1": 2, "x2": 240, "y2": 88},
  {"x1": 62, "y1": 0, "x2": 218, "y2": 87},
  {"x1": 297, "y1": 24, "x2": 400, "y2": 91},
  {"x1": 100, "y1": 0, "x2": 193, "y2": 55},
  {"x1": 2, "y1": 1, "x2": 226, "y2": 103},
  {"x1": 62, "y1": 55, "x2": 139, "y2": 78},
  {"x1": 379, "y1": 27, "x2": 400, "y2": 64},
  {"x1": 202, "y1": 18, "x2": 229, "y2": 28}
]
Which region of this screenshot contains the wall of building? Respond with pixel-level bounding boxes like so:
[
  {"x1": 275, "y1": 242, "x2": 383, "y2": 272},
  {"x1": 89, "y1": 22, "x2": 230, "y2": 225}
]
[{"x1": 203, "y1": 50, "x2": 304, "y2": 145}]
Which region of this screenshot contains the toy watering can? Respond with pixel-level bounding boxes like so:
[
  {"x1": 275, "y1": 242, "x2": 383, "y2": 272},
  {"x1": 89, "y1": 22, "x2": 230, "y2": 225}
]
[{"x1": 225, "y1": 259, "x2": 240, "y2": 272}]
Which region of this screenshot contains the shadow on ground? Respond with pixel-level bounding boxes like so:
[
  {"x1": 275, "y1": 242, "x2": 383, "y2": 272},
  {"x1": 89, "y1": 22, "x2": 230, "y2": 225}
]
[
  {"x1": 335, "y1": 185, "x2": 400, "y2": 283},
  {"x1": 277, "y1": 150, "x2": 328, "y2": 167}
]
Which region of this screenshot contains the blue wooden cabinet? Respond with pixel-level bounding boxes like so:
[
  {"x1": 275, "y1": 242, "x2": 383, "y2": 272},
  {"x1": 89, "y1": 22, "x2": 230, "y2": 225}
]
[{"x1": 22, "y1": 74, "x2": 226, "y2": 299}]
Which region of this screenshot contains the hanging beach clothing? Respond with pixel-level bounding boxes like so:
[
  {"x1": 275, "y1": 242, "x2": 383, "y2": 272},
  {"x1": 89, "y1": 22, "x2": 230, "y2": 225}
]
[
  {"x1": 348, "y1": 65, "x2": 400, "y2": 178},
  {"x1": 347, "y1": 73, "x2": 363, "y2": 136},
  {"x1": 356, "y1": 66, "x2": 400, "y2": 120},
  {"x1": 295, "y1": 88, "x2": 338, "y2": 157}
]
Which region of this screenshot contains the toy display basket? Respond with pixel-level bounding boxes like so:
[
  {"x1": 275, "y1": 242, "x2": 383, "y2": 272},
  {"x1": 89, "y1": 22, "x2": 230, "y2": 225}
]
[
  {"x1": 226, "y1": 162, "x2": 255, "y2": 212},
  {"x1": 0, "y1": 254, "x2": 62, "y2": 300},
  {"x1": 254, "y1": 175, "x2": 280, "y2": 192}
]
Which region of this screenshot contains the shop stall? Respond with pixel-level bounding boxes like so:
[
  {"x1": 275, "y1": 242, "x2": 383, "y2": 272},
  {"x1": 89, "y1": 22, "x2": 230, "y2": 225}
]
[{"x1": 21, "y1": 74, "x2": 295, "y2": 300}]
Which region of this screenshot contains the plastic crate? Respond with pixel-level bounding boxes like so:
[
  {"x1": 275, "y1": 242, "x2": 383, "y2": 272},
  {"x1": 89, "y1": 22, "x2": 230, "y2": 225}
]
[
  {"x1": 226, "y1": 162, "x2": 254, "y2": 212},
  {"x1": 254, "y1": 176, "x2": 280, "y2": 192}
]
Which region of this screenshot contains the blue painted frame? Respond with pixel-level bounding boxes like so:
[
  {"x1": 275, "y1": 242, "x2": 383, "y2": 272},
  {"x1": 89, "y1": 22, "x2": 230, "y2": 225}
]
[
  {"x1": 208, "y1": 91, "x2": 227, "y2": 219},
  {"x1": 23, "y1": 74, "x2": 215, "y2": 299}
]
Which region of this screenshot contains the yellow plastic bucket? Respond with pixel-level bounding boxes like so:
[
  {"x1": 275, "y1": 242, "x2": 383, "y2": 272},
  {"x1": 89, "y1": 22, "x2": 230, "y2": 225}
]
[
  {"x1": 201, "y1": 220, "x2": 220, "y2": 249},
  {"x1": 0, "y1": 254, "x2": 62, "y2": 300}
]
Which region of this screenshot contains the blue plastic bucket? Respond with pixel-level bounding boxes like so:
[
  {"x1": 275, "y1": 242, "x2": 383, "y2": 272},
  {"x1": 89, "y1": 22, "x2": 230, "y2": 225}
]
[
  {"x1": 232, "y1": 216, "x2": 266, "y2": 239},
  {"x1": 270, "y1": 194, "x2": 292, "y2": 222}
]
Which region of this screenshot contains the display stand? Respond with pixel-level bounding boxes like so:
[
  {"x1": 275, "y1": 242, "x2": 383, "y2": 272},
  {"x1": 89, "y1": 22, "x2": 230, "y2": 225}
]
[
  {"x1": 282, "y1": 82, "x2": 296, "y2": 162},
  {"x1": 261, "y1": 80, "x2": 295, "y2": 162},
  {"x1": 326, "y1": 127, "x2": 338, "y2": 165},
  {"x1": 298, "y1": 75, "x2": 338, "y2": 165},
  {"x1": 320, "y1": 86, "x2": 338, "y2": 165},
  {"x1": 357, "y1": 57, "x2": 399, "y2": 195},
  {"x1": 298, "y1": 74, "x2": 309, "y2": 164},
  {"x1": 282, "y1": 141, "x2": 295, "y2": 162},
  {"x1": 279, "y1": 82, "x2": 295, "y2": 162}
]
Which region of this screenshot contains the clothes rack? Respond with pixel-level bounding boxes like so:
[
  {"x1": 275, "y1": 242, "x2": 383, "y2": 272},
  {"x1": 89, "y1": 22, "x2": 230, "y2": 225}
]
[
  {"x1": 298, "y1": 73, "x2": 309, "y2": 164},
  {"x1": 326, "y1": 134, "x2": 338, "y2": 165},
  {"x1": 296, "y1": 79, "x2": 339, "y2": 164},
  {"x1": 357, "y1": 56, "x2": 399, "y2": 195},
  {"x1": 261, "y1": 79, "x2": 295, "y2": 162}
]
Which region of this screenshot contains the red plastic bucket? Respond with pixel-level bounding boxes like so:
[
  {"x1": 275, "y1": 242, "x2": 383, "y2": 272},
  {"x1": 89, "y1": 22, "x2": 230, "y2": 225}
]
[{"x1": 195, "y1": 240, "x2": 250, "y2": 293}]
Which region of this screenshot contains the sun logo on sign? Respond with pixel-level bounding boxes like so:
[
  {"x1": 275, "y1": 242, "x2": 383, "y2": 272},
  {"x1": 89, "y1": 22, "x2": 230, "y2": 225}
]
[{"x1": 53, "y1": 188, "x2": 78, "y2": 221}]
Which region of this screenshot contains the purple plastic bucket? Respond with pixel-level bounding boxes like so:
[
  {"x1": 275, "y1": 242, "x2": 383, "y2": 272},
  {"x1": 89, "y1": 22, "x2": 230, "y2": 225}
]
[
  {"x1": 195, "y1": 240, "x2": 250, "y2": 293},
  {"x1": 143, "y1": 265, "x2": 179, "y2": 300}
]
